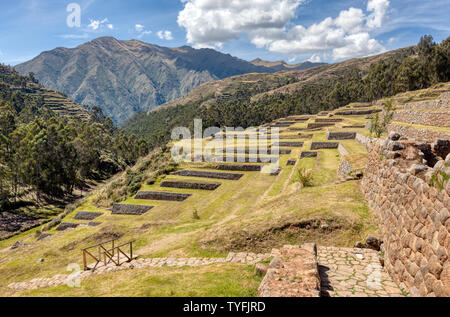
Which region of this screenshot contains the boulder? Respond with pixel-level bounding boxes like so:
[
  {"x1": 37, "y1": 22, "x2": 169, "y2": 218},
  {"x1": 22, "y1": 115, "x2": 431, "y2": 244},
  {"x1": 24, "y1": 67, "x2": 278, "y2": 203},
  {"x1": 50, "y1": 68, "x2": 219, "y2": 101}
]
[
  {"x1": 409, "y1": 164, "x2": 429, "y2": 176},
  {"x1": 387, "y1": 141, "x2": 405, "y2": 151},
  {"x1": 445, "y1": 154, "x2": 450, "y2": 165},
  {"x1": 434, "y1": 160, "x2": 445, "y2": 172},
  {"x1": 366, "y1": 235, "x2": 383, "y2": 251},
  {"x1": 254, "y1": 263, "x2": 268, "y2": 276},
  {"x1": 388, "y1": 132, "x2": 401, "y2": 141},
  {"x1": 269, "y1": 256, "x2": 283, "y2": 269}
]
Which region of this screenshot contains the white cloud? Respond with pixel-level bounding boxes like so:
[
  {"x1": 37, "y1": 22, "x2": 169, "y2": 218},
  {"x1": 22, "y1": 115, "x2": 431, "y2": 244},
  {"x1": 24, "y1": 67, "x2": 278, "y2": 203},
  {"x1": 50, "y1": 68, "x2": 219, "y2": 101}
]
[
  {"x1": 135, "y1": 24, "x2": 152, "y2": 38},
  {"x1": 88, "y1": 18, "x2": 113, "y2": 31},
  {"x1": 60, "y1": 33, "x2": 90, "y2": 39},
  {"x1": 367, "y1": 0, "x2": 390, "y2": 29},
  {"x1": 157, "y1": 30, "x2": 173, "y2": 40},
  {"x1": 135, "y1": 24, "x2": 145, "y2": 32},
  {"x1": 178, "y1": 0, "x2": 303, "y2": 48},
  {"x1": 307, "y1": 54, "x2": 321, "y2": 63},
  {"x1": 178, "y1": 0, "x2": 390, "y2": 60}
]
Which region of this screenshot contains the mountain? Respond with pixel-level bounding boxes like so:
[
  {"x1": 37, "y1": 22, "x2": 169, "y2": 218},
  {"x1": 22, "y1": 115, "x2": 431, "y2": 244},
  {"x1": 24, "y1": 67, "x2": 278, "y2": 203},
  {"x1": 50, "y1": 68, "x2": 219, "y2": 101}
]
[
  {"x1": 0, "y1": 63, "x2": 149, "y2": 216},
  {"x1": 250, "y1": 58, "x2": 325, "y2": 72},
  {"x1": 123, "y1": 36, "x2": 450, "y2": 145},
  {"x1": 0, "y1": 64, "x2": 92, "y2": 121},
  {"x1": 15, "y1": 37, "x2": 323, "y2": 125}
]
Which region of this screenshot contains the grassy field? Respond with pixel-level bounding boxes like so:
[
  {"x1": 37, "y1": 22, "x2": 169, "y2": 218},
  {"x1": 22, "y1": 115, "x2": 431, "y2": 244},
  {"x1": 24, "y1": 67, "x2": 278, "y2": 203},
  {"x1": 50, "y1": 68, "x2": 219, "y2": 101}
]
[{"x1": 0, "y1": 103, "x2": 380, "y2": 297}]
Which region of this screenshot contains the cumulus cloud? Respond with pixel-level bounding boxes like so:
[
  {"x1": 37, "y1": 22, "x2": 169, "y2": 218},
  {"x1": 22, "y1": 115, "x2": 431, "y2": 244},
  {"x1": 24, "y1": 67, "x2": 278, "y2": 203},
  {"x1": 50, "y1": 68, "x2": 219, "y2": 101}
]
[
  {"x1": 135, "y1": 24, "x2": 145, "y2": 32},
  {"x1": 367, "y1": 0, "x2": 390, "y2": 29},
  {"x1": 178, "y1": 0, "x2": 303, "y2": 48},
  {"x1": 307, "y1": 54, "x2": 322, "y2": 63},
  {"x1": 135, "y1": 24, "x2": 152, "y2": 38},
  {"x1": 157, "y1": 30, "x2": 173, "y2": 40},
  {"x1": 88, "y1": 18, "x2": 113, "y2": 31},
  {"x1": 178, "y1": 0, "x2": 390, "y2": 60}
]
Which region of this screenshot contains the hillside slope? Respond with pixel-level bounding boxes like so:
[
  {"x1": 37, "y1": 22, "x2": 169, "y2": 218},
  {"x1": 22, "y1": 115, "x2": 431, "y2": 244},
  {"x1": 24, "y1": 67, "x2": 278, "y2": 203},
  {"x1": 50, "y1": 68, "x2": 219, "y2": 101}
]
[
  {"x1": 123, "y1": 36, "x2": 449, "y2": 146},
  {"x1": 15, "y1": 37, "x2": 323, "y2": 124},
  {"x1": 0, "y1": 64, "x2": 149, "y2": 237}
]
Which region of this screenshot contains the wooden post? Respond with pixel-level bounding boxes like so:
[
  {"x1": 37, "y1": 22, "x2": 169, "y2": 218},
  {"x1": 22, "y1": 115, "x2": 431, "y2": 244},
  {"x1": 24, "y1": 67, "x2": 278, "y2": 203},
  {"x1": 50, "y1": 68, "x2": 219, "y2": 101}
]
[
  {"x1": 112, "y1": 240, "x2": 115, "y2": 257},
  {"x1": 130, "y1": 242, "x2": 133, "y2": 261},
  {"x1": 83, "y1": 250, "x2": 87, "y2": 271}
]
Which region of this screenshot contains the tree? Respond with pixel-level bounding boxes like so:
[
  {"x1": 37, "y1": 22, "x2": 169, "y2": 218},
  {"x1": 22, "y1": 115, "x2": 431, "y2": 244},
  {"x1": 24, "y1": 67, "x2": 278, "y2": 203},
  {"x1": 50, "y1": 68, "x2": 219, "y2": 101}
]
[{"x1": 370, "y1": 99, "x2": 395, "y2": 138}]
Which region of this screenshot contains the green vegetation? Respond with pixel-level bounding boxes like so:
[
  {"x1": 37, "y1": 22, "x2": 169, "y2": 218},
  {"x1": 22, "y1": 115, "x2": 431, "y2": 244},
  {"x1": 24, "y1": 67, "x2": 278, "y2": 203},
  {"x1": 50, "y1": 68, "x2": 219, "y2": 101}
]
[
  {"x1": 123, "y1": 36, "x2": 449, "y2": 147},
  {"x1": 0, "y1": 64, "x2": 149, "y2": 213},
  {"x1": 14, "y1": 264, "x2": 262, "y2": 297},
  {"x1": 370, "y1": 99, "x2": 395, "y2": 138},
  {"x1": 296, "y1": 168, "x2": 314, "y2": 188}
]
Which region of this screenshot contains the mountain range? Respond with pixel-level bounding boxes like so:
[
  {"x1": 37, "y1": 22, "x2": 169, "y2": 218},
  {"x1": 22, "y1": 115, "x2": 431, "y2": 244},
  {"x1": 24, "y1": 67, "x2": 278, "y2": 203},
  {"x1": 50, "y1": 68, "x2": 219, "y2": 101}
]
[{"x1": 15, "y1": 37, "x2": 324, "y2": 124}]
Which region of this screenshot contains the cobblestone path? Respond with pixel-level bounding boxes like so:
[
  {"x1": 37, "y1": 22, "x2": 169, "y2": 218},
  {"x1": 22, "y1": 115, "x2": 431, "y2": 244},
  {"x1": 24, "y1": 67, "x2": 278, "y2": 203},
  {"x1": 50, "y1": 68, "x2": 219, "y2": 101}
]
[{"x1": 318, "y1": 246, "x2": 406, "y2": 297}]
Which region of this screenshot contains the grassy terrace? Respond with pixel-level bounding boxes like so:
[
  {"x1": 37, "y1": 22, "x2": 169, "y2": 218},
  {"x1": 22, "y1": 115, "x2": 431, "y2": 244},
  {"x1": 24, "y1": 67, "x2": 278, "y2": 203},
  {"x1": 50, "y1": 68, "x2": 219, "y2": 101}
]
[{"x1": 0, "y1": 105, "x2": 378, "y2": 297}]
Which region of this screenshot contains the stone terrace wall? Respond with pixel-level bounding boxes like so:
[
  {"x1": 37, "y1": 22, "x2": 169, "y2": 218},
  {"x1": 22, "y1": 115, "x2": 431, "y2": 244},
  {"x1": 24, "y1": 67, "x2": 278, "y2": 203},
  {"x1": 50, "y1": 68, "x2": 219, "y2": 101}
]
[
  {"x1": 360, "y1": 137, "x2": 449, "y2": 297},
  {"x1": 393, "y1": 111, "x2": 450, "y2": 128},
  {"x1": 389, "y1": 124, "x2": 450, "y2": 143}
]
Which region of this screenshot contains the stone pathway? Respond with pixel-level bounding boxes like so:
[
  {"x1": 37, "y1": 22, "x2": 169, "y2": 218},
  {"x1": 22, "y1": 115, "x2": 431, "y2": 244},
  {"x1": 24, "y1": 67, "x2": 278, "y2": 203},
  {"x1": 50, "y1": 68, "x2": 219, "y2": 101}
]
[
  {"x1": 8, "y1": 246, "x2": 408, "y2": 297},
  {"x1": 317, "y1": 246, "x2": 406, "y2": 297},
  {"x1": 7, "y1": 252, "x2": 272, "y2": 292}
]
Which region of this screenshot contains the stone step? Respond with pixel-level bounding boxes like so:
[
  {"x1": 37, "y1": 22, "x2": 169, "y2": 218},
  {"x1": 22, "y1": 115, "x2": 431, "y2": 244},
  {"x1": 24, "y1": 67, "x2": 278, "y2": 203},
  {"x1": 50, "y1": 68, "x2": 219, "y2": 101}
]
[
  {"x1": 160, "y1": 180, "x2": 221, "y2": 191},
  {"x1": 272, "y1": 142, "x2": 304, "y2": 147},
  {"x1": 310, "y1": 142, "x2": 339, "y2": 150},
  {"x1": 216, "y1": 164, "x2": 263, "y2": 172},
  {"x1": 172, "y1": 170, "x2": 244, "y2": 180},
  {"x1": 134, "y1": 191, "x2": 191, "y2": 202},
  {"x1": 56, "y1": 223, "x2": 79, "y2": 231},
  {"x1": 74, "y1": 211, "x2": 103, "y2": 220},
  {"x1": 111, "y1": 204, "x2": 154, "y2": 215},
  {"x1": 300, "y1": 151, "x2": 318, "y2": 158},
  {"x1": 258, "y1": 244, "x2": 321, "y2": 297},
  {"x1": 327, "y1": 132, "x2": 356, "y2": 140}
]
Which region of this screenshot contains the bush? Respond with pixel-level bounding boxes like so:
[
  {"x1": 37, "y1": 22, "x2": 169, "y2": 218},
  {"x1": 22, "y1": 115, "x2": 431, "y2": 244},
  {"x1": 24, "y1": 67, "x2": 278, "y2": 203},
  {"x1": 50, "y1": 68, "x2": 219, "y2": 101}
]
[
  {"x1": 370, "y1": 99, "x2": 394, "y2": 138},
  {"x1": 296, "y1": 168, "x2": 314, "y2": 187},
  {"x1": 193, "y1": 209, "x2": 200, "y2": 220}
]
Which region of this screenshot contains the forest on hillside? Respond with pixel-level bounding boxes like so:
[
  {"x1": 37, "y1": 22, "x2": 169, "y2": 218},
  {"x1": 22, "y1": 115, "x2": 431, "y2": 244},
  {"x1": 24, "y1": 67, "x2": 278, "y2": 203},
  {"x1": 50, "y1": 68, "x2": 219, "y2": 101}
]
[
  {"x1": 0, "y1": 65, "x2": 149, "y2": 211},
  {"x1": 123, "y1": 35, "x2": 450, "y2": 147}
]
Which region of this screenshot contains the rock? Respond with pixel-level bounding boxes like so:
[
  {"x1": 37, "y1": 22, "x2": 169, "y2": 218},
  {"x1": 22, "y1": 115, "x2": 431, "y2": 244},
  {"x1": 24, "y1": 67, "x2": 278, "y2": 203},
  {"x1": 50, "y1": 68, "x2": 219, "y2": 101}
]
[
  {"x1": 387, "y1": 141, "x2": 405, "y2": 151},
  {"x1": 10, "y1": 241, "x2": 23, "y2": 250},
  {"x1": 409, "y1": 164, "x2": 429, "y2": 176},
  {"x1": 320, "y1": 223, "x2": 329, "y2": 230},
  {"x1": 37, "y1": 258, "x2": 44, "y2": 263},
  {"x1": 445, "y1": 154, "x2": 450, "y2": 165},
  {"x1": 434, "y1": 160, "x2": 445, "y2": 172},
  {"x1": 254, "y1": 263, "x2": 268, "y2": 276},
  {"x1": 386, "y1": 151, "x2": 401, "y2": 159},
  {"x1": 269, "y1": 256, "x2": 283, "y2": 269},
  {"x1": 366, "y1": 235, "x2": 383, "y2": 251},
  {"x1": 355, "y1": 241, "x2": 366, "y2": 249},
  {"x1": 388, "y1": 132, "x2": 401, "y2": 141},
  {"x1": 415, "y1": 143, "x2": 431, "y2": 152}
]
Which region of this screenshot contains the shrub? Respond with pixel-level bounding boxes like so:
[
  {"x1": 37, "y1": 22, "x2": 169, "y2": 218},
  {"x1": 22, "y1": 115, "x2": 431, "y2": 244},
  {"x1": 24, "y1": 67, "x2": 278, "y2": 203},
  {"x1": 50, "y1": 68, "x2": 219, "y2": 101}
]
[
  {"x1": 193, "y1": 209, "x2": 200, "y2": 220},
  {"x1": 296, "y1": 168, "x2": 314, "y2": 187},
  {"x1": 370, "y1": 99, "x2": 395, "y2": 138}
]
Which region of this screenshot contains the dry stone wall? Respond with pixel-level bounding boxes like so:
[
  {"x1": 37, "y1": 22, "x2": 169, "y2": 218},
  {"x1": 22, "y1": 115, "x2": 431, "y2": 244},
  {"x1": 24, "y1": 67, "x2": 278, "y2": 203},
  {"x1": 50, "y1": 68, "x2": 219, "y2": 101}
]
[
  {"x1": 360, "y1": 135, "x2": 449, "y2": 297},
  {"x1": 389, "y1": 124, "x2": 450, "y2": 143},
  {"x1": 258, "y1": 244, "x2": 321, "y2": 297},
  {"x1": 393, "y1": 111, "x2": 450, "y2": 128}
]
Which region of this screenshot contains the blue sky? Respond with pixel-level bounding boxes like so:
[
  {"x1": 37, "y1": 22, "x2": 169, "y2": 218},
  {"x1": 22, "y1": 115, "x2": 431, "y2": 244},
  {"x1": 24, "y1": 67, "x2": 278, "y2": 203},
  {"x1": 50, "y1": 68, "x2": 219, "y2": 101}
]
[{"x1": 0, "y1": 0, "x2": 449, "y2": 65}]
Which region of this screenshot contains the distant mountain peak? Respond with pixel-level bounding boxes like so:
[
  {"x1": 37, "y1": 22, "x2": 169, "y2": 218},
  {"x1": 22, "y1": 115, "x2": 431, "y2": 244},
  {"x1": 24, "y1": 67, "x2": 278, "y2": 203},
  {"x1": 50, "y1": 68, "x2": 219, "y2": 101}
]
[{"x1": 15, "y1": 37, "x2": 323, "y2": 125}]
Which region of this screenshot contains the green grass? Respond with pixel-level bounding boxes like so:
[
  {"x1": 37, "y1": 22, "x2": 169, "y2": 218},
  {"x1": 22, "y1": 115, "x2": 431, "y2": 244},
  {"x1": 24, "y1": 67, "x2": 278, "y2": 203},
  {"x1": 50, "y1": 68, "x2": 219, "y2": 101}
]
[
  {"x1": 0, "y1": 111, "x2": 382, "y2": 297},
  {"x1": 12, "y1": 264, "x2": 262, "y2": 297}
]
